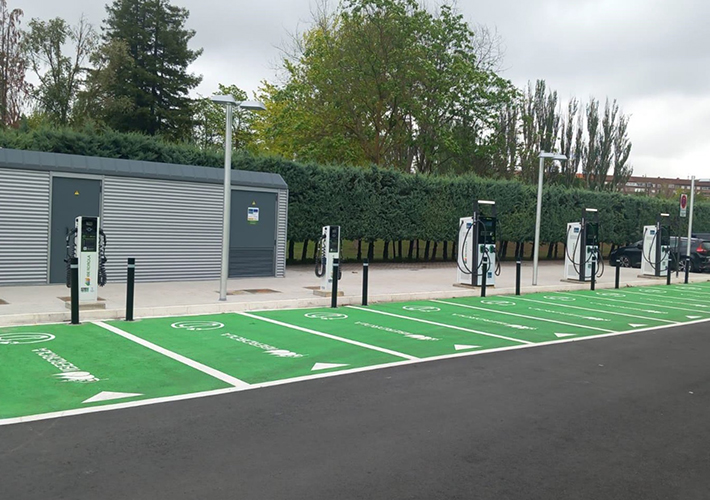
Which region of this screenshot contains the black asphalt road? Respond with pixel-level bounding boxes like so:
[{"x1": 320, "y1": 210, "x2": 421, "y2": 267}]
[{"x1": 2, "y1": 323, "x2": 710, "y2": 500}]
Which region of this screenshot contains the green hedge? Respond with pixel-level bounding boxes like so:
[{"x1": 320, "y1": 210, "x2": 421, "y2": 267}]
[{"x1": 2, "y1": 126, "x2": 707, "y2": 247}]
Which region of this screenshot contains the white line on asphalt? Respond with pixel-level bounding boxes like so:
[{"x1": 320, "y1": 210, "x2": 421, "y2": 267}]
[
  {"x1": 94, "y1": 321, "x2": 250, "y2": 389},
  {"x1": 347, "y1": 305, "x2": 533, "y2": 344},
  {"x1": 557, "y1": 293, "x2": 704, "y2": 313},
  {"x1": 432, "y1": 300, "x2": 614, "y2": 333},
  {"x1": 515, "y1": 297, "x2": 678, "y2": 324},
  {"x1": 237, "y1": 311, "x2": 418, "y2": 361},
  {"x1": 5, "y1": 316, "x2": 710, "y2": 428}
]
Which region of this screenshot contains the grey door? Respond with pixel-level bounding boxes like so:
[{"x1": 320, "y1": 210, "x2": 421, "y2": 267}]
[
  {"x1": 230, "y1": 190, "x2": 277, "y2": 277},
  {"x1": 50, "y1": 177, "x2": 102, "y2": 283}
]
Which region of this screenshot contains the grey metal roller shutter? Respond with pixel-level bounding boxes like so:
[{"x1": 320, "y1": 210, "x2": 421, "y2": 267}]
[
  {"x1": 0, "y1": 169, "x2": 50, "y2": 284},
  {"x1": 276, "y1": 189, "x2": 288, "y2": 277},
  {"x1": 102, "y1": 177, "x2": 222, "y2": 282}
]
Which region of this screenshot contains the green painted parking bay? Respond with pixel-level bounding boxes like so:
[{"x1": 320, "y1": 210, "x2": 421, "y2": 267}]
[
  {"x1": 437, "y1": 293, "x2": 676, "y2": 334},
  {"x1": 108, "y1": 313, "x2": 402, "y2": 384},
  {"x1": 0, "y1": 323, "x2": 230, "y2": 420},
  {"x1": 550, "y1": 288, "x2": 710, "y2": 323},
  {"x1": 367, "y1": 299, "x2": 613, "y2": 342},
  {"x1": 252, "y1": 306, "x2": 524, "y2": 358}
]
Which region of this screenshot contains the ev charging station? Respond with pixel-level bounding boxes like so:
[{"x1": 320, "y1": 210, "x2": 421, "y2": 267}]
[
  {"x1": 457, "y1": 200, "x2": 498, "y2": 287},
  {"x1": 564, "y1": 208, "x2": 600, "y2": 282},
  {"x1": 314, "y1": 225, "x2": 341, "y2": 292},
  {"x1": 65, "y1": 216, "x2": 107, "y2": 302},
  {"x1": 641, "y1": 213, "x2": 671, "y2": 277}
]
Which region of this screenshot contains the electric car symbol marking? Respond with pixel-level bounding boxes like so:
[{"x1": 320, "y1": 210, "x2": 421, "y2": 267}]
[
  {"x1": 595, "y1": 292, "x2": 626, "y2": 297},
  {"x1": 402, "y1": 306, "x2": 441, "y2": 312},
  {"x1": 0, "y1": 332, "x2": 55, "y2": 345},
  {"x1": 480, "y1": 300, "x2": 515, "y2": 306},
  {"x1": 543, "y1": 296, "x2": 576, "y2": 302},
  {"x1": 304, "y1": 312, "x2": 349, "y2": 320},
  {"x1": 171, "y1": 321, "x2": 225, "y2": 331}
]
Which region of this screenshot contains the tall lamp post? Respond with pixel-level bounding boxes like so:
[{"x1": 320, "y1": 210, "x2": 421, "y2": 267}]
[
  {"x1": 532, "y1": 151, "x2": 567, "y2": 286},
  {"x1": 210, "y1": 95, "x2": 266, "y2": 301}
]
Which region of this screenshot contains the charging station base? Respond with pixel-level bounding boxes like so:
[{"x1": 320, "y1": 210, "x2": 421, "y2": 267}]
[{"x1": 313, "y1": 290, "x2": 345, "y2": 297}]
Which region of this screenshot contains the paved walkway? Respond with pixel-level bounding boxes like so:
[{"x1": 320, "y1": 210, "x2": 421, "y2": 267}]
[{"x1": 0, "y1": 260, "x2": 707, "y2": 326}]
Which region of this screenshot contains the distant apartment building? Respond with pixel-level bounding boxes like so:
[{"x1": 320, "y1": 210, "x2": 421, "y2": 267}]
[{"x1": 617, "y1": 176, "x2": 710, "y2": 197}]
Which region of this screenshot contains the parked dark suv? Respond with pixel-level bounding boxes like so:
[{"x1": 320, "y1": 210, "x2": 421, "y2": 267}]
[{"x1": 609, "y1": 237, "x2": 710, "y2": 272}]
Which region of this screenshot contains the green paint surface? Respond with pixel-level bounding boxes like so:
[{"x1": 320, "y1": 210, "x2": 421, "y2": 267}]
[
  {"x1": 0, "y1": 322, "x2": 230, "y2": 420},
  {"x1": 109, "y1": 313, "x2": 402, "y2": 384},
  {"x1": 4, "y1": 281, "x2": 710, "y2": 423},
  {"x1": 252, "y1": 306, "x2": 523, "y2": 357}
]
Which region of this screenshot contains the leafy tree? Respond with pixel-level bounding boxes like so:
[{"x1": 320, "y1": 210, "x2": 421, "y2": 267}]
[
  {"x1": 92, "y1": 0, "x2": 202, "y2": 140},
  {"x1": 0, "y1": 0, "x2": 27, "y2": 127},
  {"x1": 24, "y1": 16, "x2": 98, "y2": 125},
  {"x1": 258, "y1": 0, "x2": 515, "y2": 173}
]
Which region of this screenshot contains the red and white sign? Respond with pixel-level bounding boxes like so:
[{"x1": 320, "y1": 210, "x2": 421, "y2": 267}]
[{"x1": 680, "y1": 193, "x2": 688, "y2": 217}]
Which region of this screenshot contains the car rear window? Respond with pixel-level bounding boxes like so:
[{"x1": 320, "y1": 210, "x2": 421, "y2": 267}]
[{"x1": 702, "y1": 242, "x2": 710, "y2": 252}]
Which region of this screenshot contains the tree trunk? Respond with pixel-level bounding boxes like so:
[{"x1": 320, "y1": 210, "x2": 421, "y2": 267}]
[
  {"x1": 553, "y1": 242, "x2": 559, "y2": 259},
  {"x1": 452, "y1": 240, "x2": 457, "y2": 261},
  {"x1": 431, "y1": 242, "x2": 438, "y2": 261},
  {"x1": 383, "y1": 241, "x2": 390, "y2": 260},
  {"x1": 423, "y1": 241, "x2": 430, "y2": 260},
  {"x1": 367, "y1": 241, "x2": 375, "y2": 261},
  {"x1": 442, "y1": 241, "x2": 448, "y2": 261},
  {"x1": 357, "y1": 239, "x2": 362, "y2": 261},
  {"x1": 500, "y1": 241, "x2": 508, "y2": 261},
  {"x1": 416, "y1": 240, "x2": 420, "y2": 260},
  {"x1": 408, "y1": 240, "x2": 415, "y2": 259},
  {"x1": 288, "y1": 240, "x2": 295, "y2": 261},
  {"x1": 397, "y1": 240, "x2": 403, "y2": 261},
  {"x1": 546, "y1": 243, "x2": 554, "y2": 259},
  {"x1": 301, "y1": 239, "x2": 309, "y2": 262}
]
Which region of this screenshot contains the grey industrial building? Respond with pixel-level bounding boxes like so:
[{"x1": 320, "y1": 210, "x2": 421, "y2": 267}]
[{"x1": 0, "y1": 148, "x2": 288, "y2": 285}]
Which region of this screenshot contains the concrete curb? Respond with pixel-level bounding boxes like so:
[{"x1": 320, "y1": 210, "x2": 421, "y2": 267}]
[{"x1": 2, "y1": 274, "x2": 709, "y2": 327}]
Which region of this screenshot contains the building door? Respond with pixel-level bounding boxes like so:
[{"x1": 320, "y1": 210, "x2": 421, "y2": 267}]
[
  {"x1": 230, "y1": 190, "x2": 277, "y2": 277},
  {"x1": 49, "y1": 177, "x2": 102, "y2": 283}
]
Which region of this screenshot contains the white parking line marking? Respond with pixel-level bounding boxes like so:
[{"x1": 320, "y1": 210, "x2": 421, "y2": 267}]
[
  {"x1": 238, "y1": 312, "x2": 418, "y2": 360},
  {"x1": 94, "y1": 321, "x2": 250, "y2": 389},
  {"x1": 557, "y1": 293, "x2": 704, "y2": 313},
  {"x1": 515, "y1": 297, "x2": 678, "y2": 324},
  {"x1": 347, "y1": 306, "x2": 533, "y2": 345},
  {"x1": 432, "y1": 300, "x2": 614, "y2": 333}
]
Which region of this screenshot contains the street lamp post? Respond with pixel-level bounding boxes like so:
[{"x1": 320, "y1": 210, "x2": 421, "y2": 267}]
[
  {"x1": 532, "y1": 151, "x2": 567, "y2": 286},
  {"x1": 210, "y1": 95, "x2": 266, "y2": 301}
]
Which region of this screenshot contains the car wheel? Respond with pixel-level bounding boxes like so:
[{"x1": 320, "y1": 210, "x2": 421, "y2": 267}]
[
  {"x1": 618, "y1": 255, "x2": 631, "y2": 268},
  {"x1": 679, "y1": 259, "x2": 696, "y2": 273}
]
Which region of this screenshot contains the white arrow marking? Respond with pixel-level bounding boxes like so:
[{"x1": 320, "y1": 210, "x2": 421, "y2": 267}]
[
  {"x1": 629, "y1": 323, "x2": 647, "y2": 328},
  {"x1": 83, "y1": 391, "x2": 143, "y2": 404},
  {"x1": 311, "y1": 363, "x2": 349, "y2": 371},
  {"x1": 687, "y1": 316, "x2": 702, "y2": 319},
  {"x1": 454, "y1": 344, "x2": 480, "y2": 351},
  {"x1": 554, "y1": 333, "x2": 576, "y2": 338}
]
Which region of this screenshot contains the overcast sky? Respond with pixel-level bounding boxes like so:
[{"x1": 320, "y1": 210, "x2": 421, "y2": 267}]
[{"x1": 17, "y1": 0, "x2": 710, "y2": 180}]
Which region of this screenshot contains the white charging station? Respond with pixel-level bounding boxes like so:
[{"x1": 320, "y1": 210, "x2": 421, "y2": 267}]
[
  {"x1": 641, "y1": 214, "x2": 670, "y2": 277},
  {"x1": 74, "y1": 216, "x2": 101, "y2": 302},
  {"x1": 564, "y1": 208, "x2": 599, "y2": 282},
  {"x1": 456, "y1": 200, "x2": 496, "y2": 287},
  {"x1": 315, "y1": 225, "x2": 341, "y2": 291}
]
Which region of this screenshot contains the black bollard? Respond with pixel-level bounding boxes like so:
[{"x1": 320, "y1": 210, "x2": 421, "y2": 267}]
[
  {"x1": 70, "y1": 257, "x2": 79, "y2": 325},
  {"x1": 331, "y1": 258, "x2": 339, "y2": 308},
  {"x1": 362, "y1": 258, "x2": 369, "y2": 306},
  {"x1": 126, "y1": 258, "x2": 136, "y2": 321},
  {"x1": 591, "y1": 260, "x2": 596, "y2": 291},
  {"x1": 666, "y1": 259, "x2": 672, "y2": 285},
  {"x1": 684, "y1": 257, "x2": 690, "y2": 284},
  {"x1": 615, "y1": 261, "x2": 620, "y2": 289},
  {"x1": 516, "y1": 257, "x2": 521, "y2": 296}
]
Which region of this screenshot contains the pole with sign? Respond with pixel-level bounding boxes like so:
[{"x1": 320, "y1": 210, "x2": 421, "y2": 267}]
[{"x1": 686, "y1": 177, "x2": 695, "y2": 263}]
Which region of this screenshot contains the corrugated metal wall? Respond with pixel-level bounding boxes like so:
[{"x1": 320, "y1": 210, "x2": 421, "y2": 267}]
[
  {"x1": 0, "y1": 169, "x2": 50, "y2": 284},
  {"x1": 102, "y1": 177, "x2": 223, "y2": 282},
  {"x1": 276, "y1": 190, "x2": 288, "y2": 277}
]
